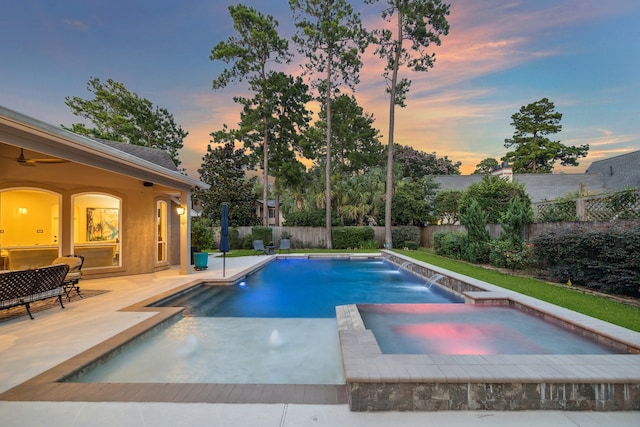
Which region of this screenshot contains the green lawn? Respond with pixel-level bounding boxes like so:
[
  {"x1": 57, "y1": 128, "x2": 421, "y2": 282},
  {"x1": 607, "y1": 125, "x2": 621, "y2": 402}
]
[{"x1": 208, "y1": 247, "x2": 640, "y2": 332}]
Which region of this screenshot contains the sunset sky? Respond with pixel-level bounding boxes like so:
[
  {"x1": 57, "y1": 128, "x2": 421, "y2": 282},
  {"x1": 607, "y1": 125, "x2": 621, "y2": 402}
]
[{"x1": 2, "y1": 0, "x2": 638, "y2": 179}]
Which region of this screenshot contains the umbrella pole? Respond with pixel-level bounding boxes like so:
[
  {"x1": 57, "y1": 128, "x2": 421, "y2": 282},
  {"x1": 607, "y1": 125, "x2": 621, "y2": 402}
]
[{"x1": 223, "y1": 252, "x2": 226, "y2": 277}]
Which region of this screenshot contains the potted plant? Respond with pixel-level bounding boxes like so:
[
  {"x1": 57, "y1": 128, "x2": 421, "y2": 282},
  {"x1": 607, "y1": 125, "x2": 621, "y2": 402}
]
[{"x1": 191, "y1": 217, "x2": 214, "y2": 270}]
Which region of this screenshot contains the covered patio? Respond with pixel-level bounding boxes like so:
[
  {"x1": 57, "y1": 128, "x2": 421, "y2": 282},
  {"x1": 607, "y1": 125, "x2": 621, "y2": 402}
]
[{"x1": 0, "y1": 106, "x2": 208, "y2": 278}]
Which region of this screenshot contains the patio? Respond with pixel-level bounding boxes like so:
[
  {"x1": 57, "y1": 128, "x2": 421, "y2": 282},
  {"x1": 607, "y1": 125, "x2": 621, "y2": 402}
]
[{"x1": 0, "y1": 254, "x2": 637, "y2": 426}]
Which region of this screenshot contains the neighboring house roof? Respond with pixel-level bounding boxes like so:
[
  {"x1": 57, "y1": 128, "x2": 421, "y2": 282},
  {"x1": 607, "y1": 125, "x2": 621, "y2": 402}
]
[
  {"x1": 585, "y1": 150, "x2": 640, "y2": 191},
  {"x1": 0, "y1": 106, "x2": 207, "y2": 191},
  {"x1": 432, "y1": 151, "x2": 640, "y2": 203},
  {"x1": 257, "y1": 200, "x2": 279, "y2": 208},
  {"x1": 433, "y1": 173, "x2": 607, "y2": 203},
  {"x1": 513, "y1": 173, "x2": 606, "y2": 202}
]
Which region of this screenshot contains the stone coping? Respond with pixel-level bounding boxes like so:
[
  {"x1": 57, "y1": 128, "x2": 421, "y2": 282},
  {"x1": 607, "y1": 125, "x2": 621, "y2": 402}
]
[
  {"x1": 338, "y1": 252, "x2": 640, "y2": 410},
  {"x1": 337, "y1": 304, "x2": 640, "y2": 384}
]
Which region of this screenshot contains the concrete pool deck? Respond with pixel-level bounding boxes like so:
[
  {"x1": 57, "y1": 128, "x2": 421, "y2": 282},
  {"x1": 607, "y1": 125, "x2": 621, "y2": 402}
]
[{"x1": 0, "y1": 253, "x2": 638, "y2": 426}]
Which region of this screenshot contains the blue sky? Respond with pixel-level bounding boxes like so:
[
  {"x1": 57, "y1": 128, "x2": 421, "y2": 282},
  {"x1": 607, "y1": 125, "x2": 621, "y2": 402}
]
[{"x1": 2, "y1": 0, "x2": 638, "y2": 178}]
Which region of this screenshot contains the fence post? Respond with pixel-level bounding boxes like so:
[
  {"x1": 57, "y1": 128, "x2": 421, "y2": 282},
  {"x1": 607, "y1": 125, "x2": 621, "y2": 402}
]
[{"x1": 576, "y1": 198, "x2": 586, "y2": 221}]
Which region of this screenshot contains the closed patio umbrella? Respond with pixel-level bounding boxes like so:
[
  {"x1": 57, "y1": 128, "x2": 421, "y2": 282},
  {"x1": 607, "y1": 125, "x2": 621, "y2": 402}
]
[{"x1": 220, "y1": 203, "x2": 230, "y2": 277}]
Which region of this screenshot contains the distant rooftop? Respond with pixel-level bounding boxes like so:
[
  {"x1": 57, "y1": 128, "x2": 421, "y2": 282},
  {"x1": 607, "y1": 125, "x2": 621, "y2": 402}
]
[
  {"x1": 433, "y1": 151, "x2": 639, "y2": 203},
  {"x1": 585, "y1": 150, "x2": 640, "y2": 192}
]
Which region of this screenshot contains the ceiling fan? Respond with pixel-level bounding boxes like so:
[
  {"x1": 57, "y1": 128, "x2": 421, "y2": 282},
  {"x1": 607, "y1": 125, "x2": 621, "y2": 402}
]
[{"x1": 13, "y1": 148, "x2": 69, "y2": 167}]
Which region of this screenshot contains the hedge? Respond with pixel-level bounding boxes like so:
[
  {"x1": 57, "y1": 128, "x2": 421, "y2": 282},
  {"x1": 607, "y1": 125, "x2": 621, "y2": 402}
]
[
  {"x1": 333, "y1": 227, "x2": 375, "y2": 249},
  {"x1": 391, "y1": 226, "x2": 420, "y2": 249},
  {"x1": 251, "y1": 226, "x2": 273, "y2": 245},
  {"x1": 533, "y1": 226, "x2": 640, "y2": 297}
]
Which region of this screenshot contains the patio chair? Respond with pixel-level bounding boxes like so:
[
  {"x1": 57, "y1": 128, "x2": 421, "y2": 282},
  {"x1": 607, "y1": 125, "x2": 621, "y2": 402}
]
[
  {"x1": 278, "y1": 239, "x2": 291, "y2": 253},
  {"x1": 52, "y1": 255, "x2": 84, "y2": 301},
  {"x1": 253, "y1": 240, "x2": 267, "y2": 255}
]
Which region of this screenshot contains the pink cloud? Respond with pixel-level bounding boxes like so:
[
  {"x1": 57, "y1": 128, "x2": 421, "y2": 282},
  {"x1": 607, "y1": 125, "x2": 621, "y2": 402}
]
[{"x1": 179, "y1": 0, "x2": 637, "y2": 179}]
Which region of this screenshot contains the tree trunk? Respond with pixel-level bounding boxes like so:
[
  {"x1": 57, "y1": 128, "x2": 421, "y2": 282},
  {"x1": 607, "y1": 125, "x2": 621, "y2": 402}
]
[
  {"x1": 325, "y1": 56, "x2": 333, "y2": 249},
  {"x1": 274, "y1": 190, "x2": 280, "y2": 226},
  {"x1": 262, "y1": 66, "x2": 269, "y2": 227},
  {"x1": 263, "y1": 117, "x2": 269, "y2": 227},
  {"x1": 384, "y1": 10, "x2": 404, "y2": 248}
]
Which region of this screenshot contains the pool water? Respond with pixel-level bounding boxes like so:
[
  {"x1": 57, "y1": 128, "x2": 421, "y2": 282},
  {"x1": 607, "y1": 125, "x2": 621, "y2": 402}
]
[
  {"x1": 75, "y1": 258, "x2": 460, "y2": 384},
  {"x1": 359, "y1": 304, "x2": 623, "y2": 355},
  {"x1": 76, "y1": 317, "x2": 344, "y2": 384},
  {"x1": 153, "y1": 258, "x2": 463, "y2": 317}
]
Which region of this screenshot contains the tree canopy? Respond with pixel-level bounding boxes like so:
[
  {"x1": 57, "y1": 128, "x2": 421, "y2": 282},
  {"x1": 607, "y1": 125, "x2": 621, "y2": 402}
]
[
  {"x1": 472, "y1": 157, "x2": 499, "y2": 175},
  {"x1": 394, "y1": 144, "x2": 461, "y2": 178},
  {"x1": 290, "y1": 0, "x2": 370, "y2": 248},
  {"x1": 235, "y1": 71, "x2": 313, "y2": 225},
  {"x1": 502, "y1": 98, "x2": 589, "y2": 173},
  {"x1": 64, "y1": 77, "x2": 187, "y2": 167},
  {"x1": 458, "y1": 175, "x2": 530, "y2": 224},
  {"x1": 313, "y1": 94, "x2": 385, "y2": 175},
  {"x1": 210, "y1": 4, "x2": 291, "y2": 226},
  {"x1": 195, "y1": 128, "x2": 259, "y2": 227},
  {"x1": 366, "y1": 0, "x2": 451, "y2": 247}
]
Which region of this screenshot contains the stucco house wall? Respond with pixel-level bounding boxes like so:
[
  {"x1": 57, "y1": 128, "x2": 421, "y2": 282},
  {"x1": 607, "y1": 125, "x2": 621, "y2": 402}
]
[{"x1": 0, "y1": 106, "x2": 207, "y2": 278}]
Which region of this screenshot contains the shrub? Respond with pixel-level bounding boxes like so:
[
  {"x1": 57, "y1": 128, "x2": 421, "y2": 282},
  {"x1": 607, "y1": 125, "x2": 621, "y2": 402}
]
[
  {"x1": 462, "y1": 242, "x2": 485, "y2": 264},
  {"x1": 241, "y1": 234, "x2": 254, "y2": 249},
  {"x1": 191, "y1": 217, "x2": 214, "y2": 251},
  {"x1": 533, "y1": 226, "x2": 640, "y2": 297},
  {"x1": 500, "y1": 197, "x2": 533, "y2": 247},
  {"x1": 251, "y1": 226, "x2": 272, "y2": 245},
  {"x1": 458, "y1": 175, "x2": 530, "y2": 224},
  {"x1": 488, "y1": 238, "x2": 535, "y2": 270},
  {"x1": 360, "y1": 239, "x2": 379, "y2": 250},
  {"x1": 433, "y1": 189, "x2": 463, "y2": 225},
  {"x1": 391, "y1": 226, "x2": 420, "y2": 249},
  {"x1": 459, "y1": 199, "x2": 489, "y2": 243},
  {"x1": 228, "y1": 227, "x2": 240, "y2": 249},
  {"x1": 404, "y1": 241, "x2": 418, "y2": 250},
  {"x1": 332, "y1": 227, "x2": 375, "y2": 249},
  {"x1": 459, "y1": 199, "x2": 490, "y2": 263},
  {"x1": 433, "y1": 231, "x2": 468, "y2": 259}
]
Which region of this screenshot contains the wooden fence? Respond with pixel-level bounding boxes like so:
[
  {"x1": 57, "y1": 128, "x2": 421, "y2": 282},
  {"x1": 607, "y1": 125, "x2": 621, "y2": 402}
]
[{"x1": 231, "y1": 219, "x2": 640, "y2": 249}]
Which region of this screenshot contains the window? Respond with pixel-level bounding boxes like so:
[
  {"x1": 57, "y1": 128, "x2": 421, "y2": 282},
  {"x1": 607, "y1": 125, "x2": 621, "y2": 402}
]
[
  {"x1": 156, "y1": 201, "x2": 167, "y2": 263},
  {"x1": 72, "y1": 193, "x2": 121, "y2": 268}
]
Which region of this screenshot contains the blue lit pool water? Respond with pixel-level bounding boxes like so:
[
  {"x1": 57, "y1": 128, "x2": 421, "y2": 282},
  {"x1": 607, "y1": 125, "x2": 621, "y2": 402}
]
[
  {"x1": 154, "y1": 258, "x2": 463, "y2": 317},
  {"x1": 75, "y1": 258, "x2": 461, "y2": 384},
  {"x1": 73, "y1": 258, "x2": 621, "y2": 385}
]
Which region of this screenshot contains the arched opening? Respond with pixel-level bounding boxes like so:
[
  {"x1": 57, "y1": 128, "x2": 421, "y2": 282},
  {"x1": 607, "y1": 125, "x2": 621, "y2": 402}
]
[
  {"x1": 72, "y1": 193, "x2": 121, "y2": 269},
  {"x1": 0, "y1": 188, "x2": 61, "y2": 270}
]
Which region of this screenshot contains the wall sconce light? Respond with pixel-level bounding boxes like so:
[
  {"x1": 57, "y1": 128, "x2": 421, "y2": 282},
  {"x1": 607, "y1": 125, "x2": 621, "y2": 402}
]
[{"x1": 176, "y1": 206, "x2": 185, "y2": 216}]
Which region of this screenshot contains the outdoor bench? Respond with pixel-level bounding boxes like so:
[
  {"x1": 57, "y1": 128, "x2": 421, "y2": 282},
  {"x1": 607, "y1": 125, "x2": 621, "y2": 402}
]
[{"x1": 0, "y1": 264, "x2": 70, "y2": 319}]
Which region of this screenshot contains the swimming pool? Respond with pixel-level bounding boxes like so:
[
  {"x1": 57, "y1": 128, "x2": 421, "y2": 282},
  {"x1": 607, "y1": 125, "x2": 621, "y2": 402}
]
[
  {"x1": 73, "y1": 257, "x2": 462, "y2": 384},
  {"x1": 151, "y1": 258, "x2": 463, "y2": 317}
]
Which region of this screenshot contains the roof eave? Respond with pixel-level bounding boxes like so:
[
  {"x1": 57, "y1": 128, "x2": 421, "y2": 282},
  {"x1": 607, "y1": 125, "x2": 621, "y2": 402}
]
[{"x1": 0, "y1": 106, "x2": 209, "y2": 191}]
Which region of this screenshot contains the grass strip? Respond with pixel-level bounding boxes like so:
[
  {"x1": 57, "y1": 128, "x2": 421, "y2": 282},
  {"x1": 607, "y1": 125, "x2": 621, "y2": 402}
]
[{"x1": 395, "y1": 249, "x2": 640, "y2": 333}]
